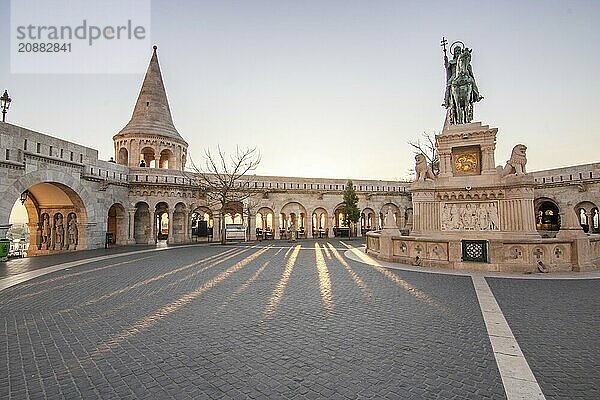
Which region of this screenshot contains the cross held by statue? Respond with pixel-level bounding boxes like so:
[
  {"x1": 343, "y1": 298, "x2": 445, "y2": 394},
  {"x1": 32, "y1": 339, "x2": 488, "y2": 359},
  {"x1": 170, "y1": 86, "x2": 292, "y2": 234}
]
[{"x1": 441, "y1": 37, "x2": 448, "y2": 58}]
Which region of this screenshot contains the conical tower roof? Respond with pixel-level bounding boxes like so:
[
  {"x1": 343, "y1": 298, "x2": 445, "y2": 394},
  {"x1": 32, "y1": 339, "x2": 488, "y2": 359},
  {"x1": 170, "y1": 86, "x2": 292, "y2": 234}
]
[{"x1": 115, "y1": 46, "x2": 186, "y2": 144}]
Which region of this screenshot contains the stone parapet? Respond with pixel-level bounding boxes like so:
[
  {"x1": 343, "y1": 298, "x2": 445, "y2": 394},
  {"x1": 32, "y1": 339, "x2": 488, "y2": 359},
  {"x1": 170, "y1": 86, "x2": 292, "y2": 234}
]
[{"x1": 367, "y1": 227, "x2": 597, "y2": 273}]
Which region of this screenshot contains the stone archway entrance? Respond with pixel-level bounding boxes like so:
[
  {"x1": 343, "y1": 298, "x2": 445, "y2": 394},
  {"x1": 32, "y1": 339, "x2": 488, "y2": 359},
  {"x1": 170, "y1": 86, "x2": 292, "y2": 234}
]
[
  {"x1": 535, "y1": 199, "x2": 560, "y2": 235},
  {"x1": 361, "y1": 207, "x2": 376, "y2": 234},
  {"x1": 256, "y1": 207, "x2": 275, "y2": 239},
  {"x1": 107, "y1": 203, "x2": 127, "y2": 246},
  {"x1": 12, "y1": 182, "x2": 88, "y2": 256},
  {"x1": 155, "y1": 202, "x2": 170, "y2": 242},
  {"x1": 312, "y1": 207, "x2": 328, "y2": 238}
]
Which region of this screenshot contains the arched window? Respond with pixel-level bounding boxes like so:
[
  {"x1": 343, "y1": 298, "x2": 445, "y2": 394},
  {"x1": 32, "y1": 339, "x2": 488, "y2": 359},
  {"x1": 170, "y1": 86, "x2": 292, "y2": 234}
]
[
  {"x1": 592, "y1": 208, "x2": 599, "y2": 232},
  {"x1": 536, "y1": 201, "x2": 560, "y2": 231},
  {"x1": 117, "y1": 148, "x2": 128, "y2": 165}
]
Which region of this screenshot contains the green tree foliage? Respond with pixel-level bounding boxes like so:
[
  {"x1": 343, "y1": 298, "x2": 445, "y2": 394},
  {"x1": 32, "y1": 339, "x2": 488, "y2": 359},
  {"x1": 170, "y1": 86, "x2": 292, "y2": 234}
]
[{"x1": 342, "y1": 180, "x2": 361, "y2": 235}]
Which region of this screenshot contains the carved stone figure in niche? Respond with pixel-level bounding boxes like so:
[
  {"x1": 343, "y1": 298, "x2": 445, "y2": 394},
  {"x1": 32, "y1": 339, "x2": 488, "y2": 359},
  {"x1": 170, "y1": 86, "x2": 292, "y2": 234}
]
[
  {"x1": 498, "y1": 144, "x2": 527, "y2": 178},
  {"x1": 461, "y1": 203, "x2": 476, "y2": 230},
  {"x1": 477, "y1": 203, "x2": 489, "y2": 230},
  {"x1": 54, "y1": 214, "x2": 65, "y2": 250},
  {"x1": 450, "y1": 204, "x2": 460, "y2": 229},
  {"x1": 67, "y1": 213, "x2": 79, "y2": 249},
  {"x1": 487, "y1": 203, "x2": 499, "y2": 230},
  {"x1": 41, "y1": 213, "x2": 51, "y2": 249},
  {"x1": 441, "y1": 205, "x2": 452, "y2": 228},
  {"x1": 415, "y1": 154, "x2": 435, "y2": 181}
]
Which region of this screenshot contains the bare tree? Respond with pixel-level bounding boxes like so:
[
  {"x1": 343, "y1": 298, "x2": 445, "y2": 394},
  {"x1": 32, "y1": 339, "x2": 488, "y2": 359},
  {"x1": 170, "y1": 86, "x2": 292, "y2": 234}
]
[
  {"x1": 190, "y1": 147, "x2": 261, "y2": 244},
  {"x1": 408, "y1": 132, "x2": 439, "y2": 176}
]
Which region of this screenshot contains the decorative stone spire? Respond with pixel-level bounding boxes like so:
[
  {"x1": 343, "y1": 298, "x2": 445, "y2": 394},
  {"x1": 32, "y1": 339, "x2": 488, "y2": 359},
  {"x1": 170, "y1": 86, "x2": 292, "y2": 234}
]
[{"x1": 116, "y1": 46, "x2": 186, "y2": 144}]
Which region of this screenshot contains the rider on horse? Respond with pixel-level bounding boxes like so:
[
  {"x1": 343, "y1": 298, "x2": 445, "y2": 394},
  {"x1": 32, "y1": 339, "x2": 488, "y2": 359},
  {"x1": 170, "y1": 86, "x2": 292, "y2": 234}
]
[
  {"x1": 442, "y1": 41, "x2": 484, "y2": 124},
  {"x1": 443, "y1": 46, "x2": 483, "y2": 109}
]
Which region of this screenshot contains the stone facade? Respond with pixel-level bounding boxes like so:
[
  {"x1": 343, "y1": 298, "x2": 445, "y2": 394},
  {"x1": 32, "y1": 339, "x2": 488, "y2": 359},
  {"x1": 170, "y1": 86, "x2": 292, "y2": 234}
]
[{"x1": 0, "y1": 48, "x2": 598, "y2": 268}]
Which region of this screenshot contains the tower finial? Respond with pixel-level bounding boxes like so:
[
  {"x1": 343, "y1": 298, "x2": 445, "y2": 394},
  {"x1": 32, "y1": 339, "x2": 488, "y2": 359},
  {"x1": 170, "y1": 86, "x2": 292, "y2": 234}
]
[{"x1": 153, "y1": 45, "x2": 157, "y2": 52}]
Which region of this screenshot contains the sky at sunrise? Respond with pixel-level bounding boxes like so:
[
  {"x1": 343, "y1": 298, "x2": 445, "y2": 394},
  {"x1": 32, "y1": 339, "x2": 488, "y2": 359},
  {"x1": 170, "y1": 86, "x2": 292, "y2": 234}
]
[{"x1": 1, "y1": 0, "x2": 599, "y2": 185}]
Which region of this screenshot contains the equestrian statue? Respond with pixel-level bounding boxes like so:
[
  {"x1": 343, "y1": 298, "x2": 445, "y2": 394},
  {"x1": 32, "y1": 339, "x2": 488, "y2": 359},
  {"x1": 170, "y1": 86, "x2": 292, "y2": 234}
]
[{"x1": 441, "y1": 38, "x2": 483, "y2": 124}]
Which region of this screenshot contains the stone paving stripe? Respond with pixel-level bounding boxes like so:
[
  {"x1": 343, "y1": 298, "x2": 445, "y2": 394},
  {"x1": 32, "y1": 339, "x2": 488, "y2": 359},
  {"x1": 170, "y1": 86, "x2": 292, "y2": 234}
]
[
  {"x1": 341, "y1": 242, "x2": 446, "y2": 312},
  {"x1": 92, "y1": 247, "x2": 269, "y2": 357},
  {"x1": 471, "y1": 276, "x2": 545, "y2": 400},
  {"x1": 263, "y1": 245, "x2": 301, "y2": 321},
  {"x1": 58, "y1": 247, "x2": 246, "y2": 313},
  {"x1": 314, "y1": 243, "x2": 333, "y2": 313},
  {"x1": 326, "y1": 242, "x2": 371, "y2": 298},
  {"x1": 217, "y1": 255, "x2": 274, "y2": 313},
  {"x1": 0, "y1": 244, "x2": 213, "y2": 293},
  {"x1": 321, "y1": 244, "x2": 332, "y2": 260}
]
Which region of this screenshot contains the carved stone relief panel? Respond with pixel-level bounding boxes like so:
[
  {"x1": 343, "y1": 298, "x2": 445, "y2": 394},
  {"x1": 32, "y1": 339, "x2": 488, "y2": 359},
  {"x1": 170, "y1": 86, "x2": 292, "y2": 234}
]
[
  {"x1": 427, "y1": 242, "x2": 448, "y2": 260},
  {"x1": 440, "y1": 202, "x2": 499, "y2": 231}
]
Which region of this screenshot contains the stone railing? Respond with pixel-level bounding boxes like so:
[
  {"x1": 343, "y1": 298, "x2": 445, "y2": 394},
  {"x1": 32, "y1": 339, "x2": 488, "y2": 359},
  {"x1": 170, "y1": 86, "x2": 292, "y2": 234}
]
[
  {"x1": 1, "y1": 123, "x2": 98, "y2": 165},
  {"x1": 126, "y1": 167, "x2": 411, "y2": 194},
  {"x1": 366, "y1": 231, "x2": 592, "y2": 273},
  {"x1": 531, "y1": 162, "x2": 600, "y2": 185},
  {"x1": 590, "y1": 236, "x2": 600, "y2": 266},
  {"x1": 82, "y1": 160, "x2": 129, "y2": 183}
]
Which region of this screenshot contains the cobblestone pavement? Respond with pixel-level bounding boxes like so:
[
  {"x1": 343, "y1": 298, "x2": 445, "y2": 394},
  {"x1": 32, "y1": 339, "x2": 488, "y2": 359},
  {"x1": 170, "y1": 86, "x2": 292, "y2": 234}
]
[
  {"x1": 1, "y1": 239, "x2": 506, "y2": 399},
  {"x1": 487, "y1": 278, "x2": 600, "y2": 400},
  {"x1": 0, "y1": 245, "x2": 156, "y2": 278}
]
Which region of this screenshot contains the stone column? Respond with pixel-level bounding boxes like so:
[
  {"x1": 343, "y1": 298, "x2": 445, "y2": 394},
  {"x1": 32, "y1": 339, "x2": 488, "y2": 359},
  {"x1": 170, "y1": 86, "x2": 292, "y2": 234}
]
[
  {"x1": 305, "y1": 212, "x2": 312, "y2": 239},
  {"x1": 248, "y1": 213, "x2": 256, "y2": 241},
  {"x1": 148, "y1": 212, "x2": 156, "y2": 245},
  {"x1": 273, "y1": 212, "x2": 280, "y2": 240},
  {"x1": 183, "y1": 211, "x2": 190, "y2": 243},
  {"x1": 154, "y1": 155, "x2": 161, "y2": 169},
  {"x1": 212, "y1": 212, "x2": 221, "y2": 243},
  {"x1": 127, "y1": 208, "x2": 136, "y2": 244},
  {"x1": 438, "y1": 150, "x2": 452, "y2": 177},
  {"x1": 167, "y1": 210, "x2": 174, "y2": 244}
]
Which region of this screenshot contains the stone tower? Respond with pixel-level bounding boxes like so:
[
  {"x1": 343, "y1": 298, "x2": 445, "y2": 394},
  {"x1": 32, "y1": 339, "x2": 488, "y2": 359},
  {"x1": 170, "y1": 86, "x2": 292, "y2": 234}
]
[{"x1": 113, "y1": 46, "x2": 188, "y2": 170}]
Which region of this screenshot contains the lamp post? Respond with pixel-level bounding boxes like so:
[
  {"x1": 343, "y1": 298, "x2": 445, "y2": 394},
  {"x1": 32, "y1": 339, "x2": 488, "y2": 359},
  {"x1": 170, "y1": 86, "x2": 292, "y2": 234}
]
[{"x1": 1, "y1": 90, "x2": 11, "y2": 122}]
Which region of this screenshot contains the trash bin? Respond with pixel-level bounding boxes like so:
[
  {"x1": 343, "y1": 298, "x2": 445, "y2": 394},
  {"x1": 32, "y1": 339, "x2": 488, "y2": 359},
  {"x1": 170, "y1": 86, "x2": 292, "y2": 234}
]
[{"x1": 0, "y1": 238, "x2": 10, "y2": 260}]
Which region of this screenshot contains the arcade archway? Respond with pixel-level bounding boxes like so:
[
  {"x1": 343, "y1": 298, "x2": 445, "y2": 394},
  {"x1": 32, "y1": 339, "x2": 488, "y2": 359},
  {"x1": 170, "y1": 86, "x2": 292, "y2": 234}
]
[
  {"x1": 535, "y1": 199, "x2": 560, "y2": 234},
  {"x1": 281, "y1": 202, "x2": 307, "y2": 238},
  {"x1": 191, "y1": 206, "x2": 213, "y2": 240},
  {"x1": 312, "y1": 207, "x2": 328, "y2": 238},
  {"x1": 9, "y1": 182, "x2": 88, "y2": 255},
  {"x1": 107, "y1": 203, "x2": 127, "y2": 246},
  {"x1": 256, "y1": 207, "x2": 275, "y2": 239}
]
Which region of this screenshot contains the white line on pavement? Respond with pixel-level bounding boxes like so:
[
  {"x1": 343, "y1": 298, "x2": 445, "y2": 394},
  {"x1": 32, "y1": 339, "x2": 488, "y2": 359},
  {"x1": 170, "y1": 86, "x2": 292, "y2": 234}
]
[
  {"x1": 472, "y1": 276, "x2": 546, "y2": 400},
  {"x1": 342, "y1": 243, "x2": 548, "y2": 400}
]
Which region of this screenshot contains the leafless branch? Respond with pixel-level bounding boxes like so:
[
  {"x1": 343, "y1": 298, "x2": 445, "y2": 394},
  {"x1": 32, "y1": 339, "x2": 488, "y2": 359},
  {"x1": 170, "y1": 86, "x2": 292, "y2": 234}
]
[{"x1": 408, "y1": 132, "x2": 440, "y2": 175}]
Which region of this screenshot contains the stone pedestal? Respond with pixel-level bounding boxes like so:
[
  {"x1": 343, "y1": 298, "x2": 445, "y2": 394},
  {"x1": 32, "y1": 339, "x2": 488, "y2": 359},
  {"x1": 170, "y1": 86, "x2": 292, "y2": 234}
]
[
  {"x1": 378, "y1": 209, "x2": 401, "y2": 260},
  {"x1": 410, "y1": 121, "x2": 538, "y2": 241},
  {"x1": 368, "y1": 120, "x2": 593, "y2": 273}
]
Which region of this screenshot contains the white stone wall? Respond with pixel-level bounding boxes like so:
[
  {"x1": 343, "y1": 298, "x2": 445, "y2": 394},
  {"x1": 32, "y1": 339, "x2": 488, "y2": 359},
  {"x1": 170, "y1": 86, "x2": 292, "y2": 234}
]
[{"x1": 1, "y1": 122, "x2": 598, "y2": 254}]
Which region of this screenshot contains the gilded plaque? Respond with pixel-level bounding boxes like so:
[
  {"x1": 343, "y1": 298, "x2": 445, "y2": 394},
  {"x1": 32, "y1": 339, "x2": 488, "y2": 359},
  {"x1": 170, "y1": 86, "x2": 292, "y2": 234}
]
[{"x1": 454, "y1": 153, "x2": 479, "y2": 173}]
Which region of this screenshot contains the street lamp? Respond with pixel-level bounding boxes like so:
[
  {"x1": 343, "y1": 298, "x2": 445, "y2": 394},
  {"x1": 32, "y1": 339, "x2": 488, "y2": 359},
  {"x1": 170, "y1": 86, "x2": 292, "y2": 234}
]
[{"x1": 1, "y1": 90, "x2": 11, "y2": 122}]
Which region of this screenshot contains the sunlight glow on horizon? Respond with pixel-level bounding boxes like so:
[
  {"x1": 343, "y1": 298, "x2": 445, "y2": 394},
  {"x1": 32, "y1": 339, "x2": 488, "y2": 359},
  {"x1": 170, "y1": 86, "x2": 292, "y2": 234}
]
[{"x1": 1, "y1": 1, "x2": 598, "y2": 181}]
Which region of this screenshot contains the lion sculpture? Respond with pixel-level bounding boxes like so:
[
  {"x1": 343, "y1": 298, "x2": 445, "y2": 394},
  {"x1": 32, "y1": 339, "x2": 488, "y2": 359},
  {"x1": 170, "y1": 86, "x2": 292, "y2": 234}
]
[
  {"x1": 498, "y1": 144, "x2": 527, "y2": 178},
  {"x1": 415, "y1": 153, "x2": 435, "y2": 181}
]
